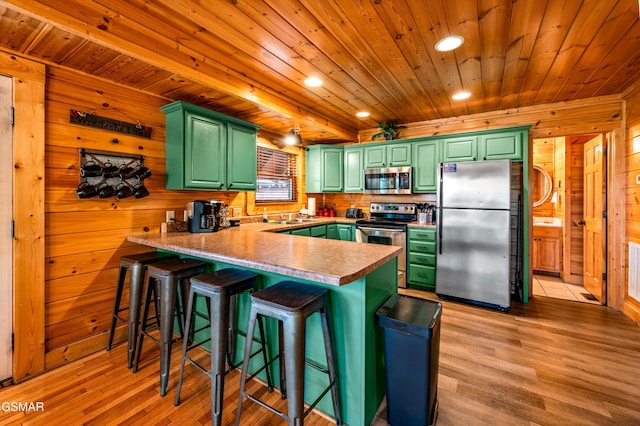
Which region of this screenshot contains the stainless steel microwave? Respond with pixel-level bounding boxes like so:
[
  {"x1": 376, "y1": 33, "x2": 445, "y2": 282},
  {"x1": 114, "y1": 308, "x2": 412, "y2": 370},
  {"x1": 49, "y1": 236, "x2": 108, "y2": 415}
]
[{"x1": 363, "y1": 166, "x2": 412, "y2": 194}]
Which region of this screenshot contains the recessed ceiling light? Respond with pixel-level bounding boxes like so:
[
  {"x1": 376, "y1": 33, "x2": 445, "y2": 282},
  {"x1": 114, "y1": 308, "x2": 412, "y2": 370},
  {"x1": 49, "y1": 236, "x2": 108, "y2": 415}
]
[
  {"x1": 356, "y1": 111, "x2": 370, "y2": 118},
  {"x1": 435, "y1": 36, "x2": 464, "y2": 52},
  {"x1": 304, "y1": 77, "x2": 323, "y2": 87},
  {"x1": 452, "y1": 91, "x2": 471, "y2": 100}
]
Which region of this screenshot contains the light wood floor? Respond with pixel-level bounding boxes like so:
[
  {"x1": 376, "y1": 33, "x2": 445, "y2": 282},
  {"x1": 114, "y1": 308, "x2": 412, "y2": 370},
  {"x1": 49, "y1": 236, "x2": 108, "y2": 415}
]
[{"x1": 2, "y1": 292, "x2": 640, "y2": 425}]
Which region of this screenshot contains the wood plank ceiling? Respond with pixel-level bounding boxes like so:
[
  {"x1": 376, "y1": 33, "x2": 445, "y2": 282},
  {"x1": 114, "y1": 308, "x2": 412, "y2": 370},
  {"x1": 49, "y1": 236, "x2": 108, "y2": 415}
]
[{"x1": 0, "y1": 0, "x2": 639, "y2": 144}]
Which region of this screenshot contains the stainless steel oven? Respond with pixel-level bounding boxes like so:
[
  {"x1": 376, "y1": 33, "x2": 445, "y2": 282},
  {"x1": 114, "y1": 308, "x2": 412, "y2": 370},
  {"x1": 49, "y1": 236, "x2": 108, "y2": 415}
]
[{"x1": 355, "y1": 202, "x2": 416, "y2": 288}]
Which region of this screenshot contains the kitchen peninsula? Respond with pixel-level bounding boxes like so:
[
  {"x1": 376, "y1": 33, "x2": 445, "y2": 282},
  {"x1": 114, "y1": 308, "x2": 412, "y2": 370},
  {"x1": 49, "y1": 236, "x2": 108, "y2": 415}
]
[{"x1": 127, "y1": 221, "x2": 400, "y2": 425}]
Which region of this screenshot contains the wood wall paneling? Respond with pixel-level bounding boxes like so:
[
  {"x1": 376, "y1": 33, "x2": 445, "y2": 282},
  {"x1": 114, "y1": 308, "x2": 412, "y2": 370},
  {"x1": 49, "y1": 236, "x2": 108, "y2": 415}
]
[
  {"x1": 42, "y1": 65, "x2": 247, "y2": 364},
  {"x1": 624, "y1": 83, "x2": 640, "y2": 323}
]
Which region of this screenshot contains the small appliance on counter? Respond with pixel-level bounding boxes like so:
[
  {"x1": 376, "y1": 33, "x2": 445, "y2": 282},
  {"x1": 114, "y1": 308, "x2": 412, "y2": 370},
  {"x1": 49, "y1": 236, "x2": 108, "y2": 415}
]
[
  {"x1": 187, "y1": 200, "x2": 224, "y2": 233},
  {"x1": 346, "y1": 208, "x2": 363, "y2": 218}
]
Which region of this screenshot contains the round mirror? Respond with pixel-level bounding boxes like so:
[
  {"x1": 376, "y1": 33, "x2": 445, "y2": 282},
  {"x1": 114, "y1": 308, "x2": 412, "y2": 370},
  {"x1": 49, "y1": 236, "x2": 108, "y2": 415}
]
[{"x1": 532, "y1": 165, "x2": 552, "y2": 207}]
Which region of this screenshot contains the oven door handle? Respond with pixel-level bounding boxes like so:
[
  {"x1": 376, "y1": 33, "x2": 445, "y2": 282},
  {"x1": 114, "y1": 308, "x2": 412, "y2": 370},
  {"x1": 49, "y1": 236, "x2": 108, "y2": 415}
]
[{"x1": 356, "y1": 226, "x2": 404, "y2": 233}]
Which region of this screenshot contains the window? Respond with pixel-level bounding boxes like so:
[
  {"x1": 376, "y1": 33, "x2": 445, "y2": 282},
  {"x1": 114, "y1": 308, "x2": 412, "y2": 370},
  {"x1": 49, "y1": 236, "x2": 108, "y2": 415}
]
[{"x1": 256, "y1": 146, "x2": 298, "y2": 203}]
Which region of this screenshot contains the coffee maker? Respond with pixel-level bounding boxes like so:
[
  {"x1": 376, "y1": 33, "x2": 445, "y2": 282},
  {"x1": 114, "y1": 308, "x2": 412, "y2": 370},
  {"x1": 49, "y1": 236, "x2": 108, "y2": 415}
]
[{"x1": 188, "y1": 200, "x2": 223, "y2": 233}]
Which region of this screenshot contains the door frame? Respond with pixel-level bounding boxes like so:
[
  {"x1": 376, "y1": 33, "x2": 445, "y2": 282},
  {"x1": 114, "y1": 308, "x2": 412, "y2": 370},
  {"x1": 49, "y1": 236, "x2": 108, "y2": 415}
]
[
  {"x1": 0, "y1": 74, "x2": 12, "y2": 382},
  {"x1": 0, "y1": 50, "x2": 46, "y2": 382}
]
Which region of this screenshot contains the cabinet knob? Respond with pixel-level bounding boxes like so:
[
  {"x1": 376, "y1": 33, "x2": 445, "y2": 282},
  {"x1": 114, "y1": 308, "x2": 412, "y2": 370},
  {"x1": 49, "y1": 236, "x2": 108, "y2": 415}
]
[
  {"x1": 219, "y1": 183, "x2": 224, "y2": 188},
  {"x1": 578, "y1": 220, "x2": 585, "y2": 225},
  {"x1": 228, "y1": 183, "x2": 233, "y2": 188}
]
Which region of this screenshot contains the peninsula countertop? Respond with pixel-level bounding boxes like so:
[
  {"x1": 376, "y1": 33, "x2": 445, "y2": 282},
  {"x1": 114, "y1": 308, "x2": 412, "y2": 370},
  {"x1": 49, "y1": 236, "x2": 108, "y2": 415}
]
[{"x1": 127, "y1": 220, "x2": 400, "y2": 286}]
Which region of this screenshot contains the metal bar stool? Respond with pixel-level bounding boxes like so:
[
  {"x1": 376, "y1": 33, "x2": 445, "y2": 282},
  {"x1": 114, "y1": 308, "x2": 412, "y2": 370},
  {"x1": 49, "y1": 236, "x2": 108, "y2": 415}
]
[
  {"x1": 235, "y1": 281, "x2": 342, "y2": 426},
  {"x1": 174, "y1": 268, "x2": 273, "y2": 426},
  {"x1": 133, "y1": 257, "x2": 208, "y2": 397},
  {"x1": 106, "y1": 251, "x2": 177, "y2": 368}
]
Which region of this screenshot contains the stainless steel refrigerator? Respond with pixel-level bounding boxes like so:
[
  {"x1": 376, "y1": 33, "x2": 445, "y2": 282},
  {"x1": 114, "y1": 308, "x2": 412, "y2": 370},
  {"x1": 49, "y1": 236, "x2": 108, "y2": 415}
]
[{"x1": 435, "y1": 159, "x2": 511, "y2": 311}]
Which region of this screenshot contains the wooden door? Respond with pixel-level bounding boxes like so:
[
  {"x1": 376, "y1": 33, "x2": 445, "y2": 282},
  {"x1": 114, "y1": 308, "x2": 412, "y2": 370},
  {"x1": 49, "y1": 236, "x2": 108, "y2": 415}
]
[
  {"x1": 0, "y1": 74, "x2": 12, "y2": 381},
  {"x1": 583, "y1": 135, "x2": 606, "y2": 303}
]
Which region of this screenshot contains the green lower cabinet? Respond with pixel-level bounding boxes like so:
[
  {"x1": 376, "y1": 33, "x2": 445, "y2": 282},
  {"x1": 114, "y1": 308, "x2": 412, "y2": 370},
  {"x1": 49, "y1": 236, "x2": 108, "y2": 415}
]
[
  {"x1": 291, "y1": 227, "x2": 311, "y2": 236},
  {"x1": 407, "y1": 227, "x2": 437, "y2": 290},
  {"x1": 337, "y1": 224, "x2": 354, "y2": 241},
  {"x1": 325, "y1": 223, "x2": 354, "y2": 240},
  {"x1": 326, "y1": 224, "x2": 339, "y2": 239},
  {"x1": 310, "y1": 224, "x2": 327, "y2": 238}
]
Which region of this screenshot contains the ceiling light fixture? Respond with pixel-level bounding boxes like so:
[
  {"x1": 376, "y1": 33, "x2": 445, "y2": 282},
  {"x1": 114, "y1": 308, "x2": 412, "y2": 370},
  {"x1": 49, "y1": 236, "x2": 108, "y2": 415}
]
[
  {"x1": 452, "y1": 91, "x2": 471, "y2": 100},
  {"x1": 435, "y1": 36, "x2": 464, "y2": 52},
  {"x1": 304, "y1": 77, "x2": 323, "y2": 87},
  {"x1": 285, "y1": 128, "x2": 302, "y2": 145},
  {"x1": 356, "y1": 111, "x2": 370, "y2": 118}
]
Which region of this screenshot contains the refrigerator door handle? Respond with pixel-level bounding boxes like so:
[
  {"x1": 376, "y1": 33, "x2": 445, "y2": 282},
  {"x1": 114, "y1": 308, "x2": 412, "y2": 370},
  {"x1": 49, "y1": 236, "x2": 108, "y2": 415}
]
[{"x1": 438, "y1": 208, "x2": 443, "y2": 255}]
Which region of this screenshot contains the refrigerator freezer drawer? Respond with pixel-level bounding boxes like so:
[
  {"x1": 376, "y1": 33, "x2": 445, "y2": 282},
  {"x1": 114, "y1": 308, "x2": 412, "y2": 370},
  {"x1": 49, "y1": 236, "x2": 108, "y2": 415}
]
[{"x1": 436, "y1": 208, "x2": 511, "y2": 309}]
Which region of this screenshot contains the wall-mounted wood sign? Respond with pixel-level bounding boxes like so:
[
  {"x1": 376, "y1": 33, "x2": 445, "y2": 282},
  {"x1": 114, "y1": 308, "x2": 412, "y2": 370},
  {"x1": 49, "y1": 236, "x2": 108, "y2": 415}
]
[{"x1": 69, "y1": 110, "x2": 152, "y2": 138}]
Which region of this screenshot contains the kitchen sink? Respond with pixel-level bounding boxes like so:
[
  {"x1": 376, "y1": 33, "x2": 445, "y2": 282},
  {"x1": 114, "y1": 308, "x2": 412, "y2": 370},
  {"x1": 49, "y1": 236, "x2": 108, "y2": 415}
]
[{"x1": 269, "y1": 218, "x2": 322, "y2": 225}]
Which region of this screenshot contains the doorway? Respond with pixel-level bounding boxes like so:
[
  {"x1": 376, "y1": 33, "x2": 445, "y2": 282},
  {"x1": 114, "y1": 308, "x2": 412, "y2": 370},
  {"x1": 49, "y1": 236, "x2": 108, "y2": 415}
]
[
  {"x1": 531, "y1": 133, "x2": 607, "y2": 305},
  {"x1": 0, "y1": 73, "x2": 12, "y2": 382}
]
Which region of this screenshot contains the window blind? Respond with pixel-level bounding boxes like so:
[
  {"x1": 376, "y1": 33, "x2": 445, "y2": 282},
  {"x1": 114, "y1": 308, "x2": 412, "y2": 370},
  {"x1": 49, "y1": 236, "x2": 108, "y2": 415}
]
[{"x1": 256, "y1": 146, "x2": 298, "y2": 202}]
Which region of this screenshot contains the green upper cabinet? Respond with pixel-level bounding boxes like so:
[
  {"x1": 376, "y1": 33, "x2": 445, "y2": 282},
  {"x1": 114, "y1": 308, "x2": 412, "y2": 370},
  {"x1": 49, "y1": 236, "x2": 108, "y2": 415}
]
[
  {"x1": 227, "y1": 123, "x2": 258, "y2": 190},
  {"x1": 364, "y1": 143, "x2": 411, "y2": 168},
  {"x1": 442, "y1": 135, "x2": 478, "y2": 162},
  {"x1": 413, "y1": 139, "x2": 441, "y2": 192},
  {"x1": 162, "y1": 101, "x2": 260, "y2": 191},
  {"x1": 387, "y1": 143, "x2": 412, "y2": 166},
  {"x1": 479, "y1": 129, "x2": 525, "y2": 161},
  {"x1": 344, "y1": 146, "x2": 364, "y2": 192},
  {"x1": 306, "y1": 145, "x2": 344, "y2": 192},
  {"x1": 363, "y1": 145, "x2": 386, "y2": 168}
]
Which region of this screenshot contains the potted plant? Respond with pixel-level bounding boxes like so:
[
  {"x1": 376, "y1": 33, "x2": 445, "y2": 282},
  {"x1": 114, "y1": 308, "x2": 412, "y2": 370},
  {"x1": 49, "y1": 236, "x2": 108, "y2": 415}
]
[{"x1": 371, "y1": 121, "x2": 406, "y2": 141}]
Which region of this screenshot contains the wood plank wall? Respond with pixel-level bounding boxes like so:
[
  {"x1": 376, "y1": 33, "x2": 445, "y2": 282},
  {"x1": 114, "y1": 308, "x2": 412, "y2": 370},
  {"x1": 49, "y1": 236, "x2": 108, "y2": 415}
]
[
  {"x1": 624, "y1": 83, "x2": 640, "y2": 324},
  {"x1": 43, "y1": 66, "x2": 272, "y2": 368}
]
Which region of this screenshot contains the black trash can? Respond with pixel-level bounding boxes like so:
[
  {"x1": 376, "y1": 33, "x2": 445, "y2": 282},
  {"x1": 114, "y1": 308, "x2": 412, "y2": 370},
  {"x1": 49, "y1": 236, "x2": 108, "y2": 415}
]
[{"x1": 375, "y1": 294, "x2": 442, "y2": 426}]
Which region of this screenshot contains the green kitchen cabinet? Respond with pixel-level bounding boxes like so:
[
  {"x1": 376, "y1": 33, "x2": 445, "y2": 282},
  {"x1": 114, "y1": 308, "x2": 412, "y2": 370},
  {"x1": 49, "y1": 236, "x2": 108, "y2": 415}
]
[
  {"x1": 344, "y1": 146, "x2": 364, "y2": 192},
  {"x1": 337, "y1": 224, "x2": 354, "y2": 241},
  {"x1": 162, "y1": 100, "x2": 259, "y2": 190},
  {"x1": 226, "y1": 122, "x2": 258, "y2": 190},
  {"x1": 326, "y1": 224, "x2": 339, "y2": 239},
  {"x1": 291, "y1": 227, "x2": 311, "y2": 236},
  {"x1": 442, "y1": 135, "x2": 478, "y2": 162},
  {"x1": 363, "y1": 145, "x2": 386, "y2": 168},
  {"x1": 364, "y1": 143, "x2": 411, "y2": 168},
  {"x1": 479, "y1": 129, "x2": 525, "y2": 161},
  {"x1": 310, "y1": 224, "x2": 327, "y2": 238},
  {"x1": 412, "y1": 139, "x2": 440, "y2": 192},
  {"x1": 407, "y1": 227, "x2": 437, "y2": 290},
  {"x1": 387, "y1": 143, "x2": 412, "y2": 166},
  {"x1": 306, "y1": 145, "x2": 344, "y2": 192}
]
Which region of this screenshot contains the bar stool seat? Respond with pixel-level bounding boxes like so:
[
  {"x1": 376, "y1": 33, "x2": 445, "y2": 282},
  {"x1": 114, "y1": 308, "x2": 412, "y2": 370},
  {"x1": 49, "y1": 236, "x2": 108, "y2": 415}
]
[
  {"x1": 107, "y1": 251, "x2": 177, "y2": 368},
  {"x1": 235, "y1": 280, "x2": 342, "y2": 426},
  {"x1": 133, "y1": 257, "x2": 208, "y2": 397},
  {"x1": 174, "y1": 268, "x2": 273, "y2": 426}
]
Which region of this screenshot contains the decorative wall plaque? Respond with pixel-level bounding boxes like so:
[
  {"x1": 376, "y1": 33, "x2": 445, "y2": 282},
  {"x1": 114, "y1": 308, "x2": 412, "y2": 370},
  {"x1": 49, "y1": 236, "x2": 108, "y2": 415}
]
[{"x1": 70, "y1": 110, "x2": 152, "y2": 138}]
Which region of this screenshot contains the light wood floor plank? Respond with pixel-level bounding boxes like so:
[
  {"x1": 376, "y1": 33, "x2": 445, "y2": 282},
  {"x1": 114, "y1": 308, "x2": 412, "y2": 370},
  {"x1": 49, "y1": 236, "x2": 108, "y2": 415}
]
[{"x1": 1, "y1": 293, "x2": 640, "y2": 425}]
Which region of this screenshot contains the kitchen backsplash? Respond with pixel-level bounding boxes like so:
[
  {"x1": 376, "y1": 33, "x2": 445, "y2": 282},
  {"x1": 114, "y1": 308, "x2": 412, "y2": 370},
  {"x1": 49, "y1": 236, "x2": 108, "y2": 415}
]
[{"x1": 308, "y1": 192, "x2": 437, "y2": 216}]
